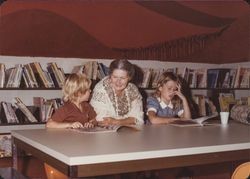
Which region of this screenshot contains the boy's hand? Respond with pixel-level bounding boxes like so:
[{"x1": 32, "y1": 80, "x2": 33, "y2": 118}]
[
  {"x1": 83, "y1": 121, "x2": 95, "y2": 128},
  {"x1": 89, "y1": 119, "x2": 98, "y2": 126},
  {"x1": 83, "y1": 119, "x2": 97, "y2": 128},
  {"x1": 70, "y1": 122, "x2": 83, "y2": 129}
]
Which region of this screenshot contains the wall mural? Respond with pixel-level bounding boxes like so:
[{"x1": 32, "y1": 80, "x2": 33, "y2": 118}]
[{"x1": 0, "y1": 1, "x2": 249, "y2": 63}]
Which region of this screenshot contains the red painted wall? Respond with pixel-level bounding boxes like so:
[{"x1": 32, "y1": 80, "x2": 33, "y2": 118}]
[{"x1": 0, "y1": 1, "x2": 249, "y2": 63}]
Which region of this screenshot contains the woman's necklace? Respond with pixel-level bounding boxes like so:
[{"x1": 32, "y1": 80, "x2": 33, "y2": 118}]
[{"x1": 113, "y1": 88, "x2": 130, "y2": 117}]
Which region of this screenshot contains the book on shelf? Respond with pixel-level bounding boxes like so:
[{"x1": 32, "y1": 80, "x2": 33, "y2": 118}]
[
  {"x1": 0, "y1": 101, "x2": 19, "y2": 124},
  {"x1": 165, "y1": 67, "x2": 178, "y2": 74},
  {"x1": 72, "y1": 61, "x2": 99, "y2": 80},
  {"x1": 216, "y1": 68, "x2": 231, "y2": 88},
  {"x1": 5, "y1": 67, "x2": 16, "y2": 88},
  {"x1": 5, "y1": 64, "x2": 23, "y2": 88},
  {"x1": 182, "y1": 67, "x2": 190, "y2": 84},
  {"x1": 33, "y1": 97, "x2": 46, "y2": 122},
  {"x1": 188, "y1": 69, "x2": 197, "y2": 88},
  {"x1": 139, "y1": 68, "x2": 153, "y2": 88},
  {"x1": 14, "y1": 97, "x2": 38, "y2": 123},
  {"x1": 182, "y1": 67, "x2": 207, "y2": 88},
  {"x1": 47, "y1": 62, "x2": 65, "y2": 88},
  {"x1": 47, "y1": 65, "x2": 60, "y2": 88},
  {"x1": 239, "y1": 68, "x2": 250, "y2": 88},
  {"x1": 0, "y1": 63, "x2": 5, "y2": 88},
  {"x1": 70, "y1": 124, "x2": 142, "y2": 133},
  {"x1": 234, "y1": 66, "x2": 250, "y2": 88},
  {"x1": 83, "y1": 61, "x2": 93, "y2": 79},
  {"x1": 0, "y1": 134, "x2": 12, "y2": 157},
  {"x1": 43, "y1": 71, "x2": 55, "y2": 88},
  {"x1": 170, "y1": 113, "x2": 218, "y2": 127},
  {"x1": 151, "y1": 69, "x2": 164, "y2": 88},
  {"x1": 228, "y1": 69, "x2": 237, "y2": 88},
  {"x1": 239, "y1": 97, "x2": 249, "y2": 105},
  {"x1": 21, "y1": 69, "x2": 30, "y2": 88},
  {"x1": 30, "y1": 62, "x2": 50, "y2": 88},
  {"x1": 192, "y1": 95, "x2": 217, "y2": 117},
  {"x1": 219, "y1": 93, "x2": 236, "y2": 112},
  {"x1": 33, "y1": 97, "x2": 63, "y2": 122},
  {"x1": 196, "y1": 68, "x2": 207, "y2": 88},
  {"x1": 23, "y1": 64, "x2": 39, "y2": 88},
  {"x1": 207, "y1": 68, "x2": 232, "y2": 88},
  {"x1": 97, "y1": 62, "x2": 109, "y2": 80},
  {"x1": 15, "y1": 106, "x2": 40, "y2": 123}
]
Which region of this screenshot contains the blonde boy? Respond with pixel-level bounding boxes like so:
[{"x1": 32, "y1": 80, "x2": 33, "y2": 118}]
[{"x1": 46, "y1": 73, "x2": 96, "y2": 128}]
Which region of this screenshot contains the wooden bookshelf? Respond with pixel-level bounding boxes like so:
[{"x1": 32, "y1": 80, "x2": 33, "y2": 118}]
[{"x1": 0, "y1": 56, "x2": 249, "y2": 129}]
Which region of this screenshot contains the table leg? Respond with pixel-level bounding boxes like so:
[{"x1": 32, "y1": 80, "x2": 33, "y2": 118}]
[{"x1": 12, "y1": 137, "x2": 18, "y2": 170}]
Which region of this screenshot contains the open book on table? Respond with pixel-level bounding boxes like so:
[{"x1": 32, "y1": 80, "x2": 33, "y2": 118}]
[
  {"x1": 70, "y1": 124, "x2": 142, "y2": 133},
  {"x1": 170, "y1": 113, "x2": 219, "y2": 127}
]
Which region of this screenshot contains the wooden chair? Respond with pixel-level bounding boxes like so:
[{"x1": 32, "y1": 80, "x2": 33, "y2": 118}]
[
  {"x1": 44, "y1": 163, "x2": 68, "y2": 179},
  {"x1": 231, "y1": 162, "x2": 250, "y2": 179}
]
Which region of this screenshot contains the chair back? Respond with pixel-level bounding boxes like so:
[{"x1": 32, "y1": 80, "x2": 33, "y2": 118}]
[{"x1": 231, "y1": 162, "x2": 250, "y2": 179}]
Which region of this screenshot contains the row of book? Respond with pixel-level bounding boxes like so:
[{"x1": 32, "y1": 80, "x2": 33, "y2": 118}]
[
  {"x1": 0, "y1": 97, "x2": 63, "y2": 124},
  {"x1": 139, "y1": 68, "x2": 177, "y2": 88},
  {"x1": 0, "y1": 94, "x2": 248, "y2": 125},
  {"x1": 0, "y1": 62, "x2": 65, "y2": 88},
  {"x1": 184, "y1": 67, "x2": 250, "y2": 89},
  {"x1": 206, "y1": 67, "x2": 250, "y2": 89},
  {"x1": 192, "y1": 93, "x2": 250, "y2": 116},
  {"x1": 138, "y1": 66, "x2": 250, "y2": 89},
  {"x1": 73, "y1": 61, "x2": 180, "y2": 88},
  {"x1": 2, "y1": 60, "x2": 248, "y2": 89},
  {"x1": 72, "y1": 61, "x2": 109, "y2": 81},
  {"x1": 192, "y1": 95, "x2": 217, "y2": 117}
]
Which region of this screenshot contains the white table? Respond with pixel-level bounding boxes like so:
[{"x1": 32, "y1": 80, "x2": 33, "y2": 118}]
[{"x1": 12, "y1": 122, "x2": 250, "y2": 178}]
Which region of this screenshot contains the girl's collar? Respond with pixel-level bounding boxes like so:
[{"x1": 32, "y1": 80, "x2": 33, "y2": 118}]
[{"x1": 157, "y1": 97, "x2": 173, "y2": 109}]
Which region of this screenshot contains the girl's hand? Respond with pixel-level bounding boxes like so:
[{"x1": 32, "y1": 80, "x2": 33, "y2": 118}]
[
  {"x1": 70, "y1": 122, "x2": 83, "y2": 129},
  {"x1": 174, "y1": 91, "x2": 185, "y2": 100},
  {"x1": 174, "y1": 84, "x2": 186, "y2": 101},
  {"x1": 177, "y1": 83, "x2": 181, "y2": 92}
]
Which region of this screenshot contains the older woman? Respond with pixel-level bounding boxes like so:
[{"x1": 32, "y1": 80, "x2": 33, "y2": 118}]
[{"x1": 90, "y1": 59, "x2": 144, "y2": 126}]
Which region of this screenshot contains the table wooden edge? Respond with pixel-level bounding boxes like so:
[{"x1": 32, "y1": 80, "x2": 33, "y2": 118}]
[{"x1": 12, "y1": 137, "x2": 250, "y2": 177}]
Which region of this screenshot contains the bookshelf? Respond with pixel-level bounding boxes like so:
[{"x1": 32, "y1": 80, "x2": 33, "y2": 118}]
[
  {"x1": 0, "y1": 56, "x2": 249, "y2": 158},
  {"x1": 0, "y1": 56, "x2": 249, "y2": 118},
  {"x1": 192, "y1": 88, "x2": 250, "y2": 113}
]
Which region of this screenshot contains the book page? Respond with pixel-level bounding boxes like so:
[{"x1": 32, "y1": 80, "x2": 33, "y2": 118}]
[
  {"x1": 170, "y1": 113, "x2": 218, "y2": 127},
  {"x1": 170, "y1": 120, "x2": 202, "y2": 127},
  {"x1": 70, "y1": 125, "x2": 142, "y2": 133}
]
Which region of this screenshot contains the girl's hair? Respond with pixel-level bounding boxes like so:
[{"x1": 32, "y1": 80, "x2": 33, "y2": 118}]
[
  {"x1": 62, "y1": 73, "x2": 91, "y2": 102},
  {"x1": 109, "y1": 59, "x2": 135, "y2": 79},
  {"x1": 154, "y1": 72, "x2": 181, "y2": 109}
]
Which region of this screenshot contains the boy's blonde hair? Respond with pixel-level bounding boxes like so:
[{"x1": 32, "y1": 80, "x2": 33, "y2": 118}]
[{"x1": 62, "y1": 73, "x2": 91, "y2": 102}]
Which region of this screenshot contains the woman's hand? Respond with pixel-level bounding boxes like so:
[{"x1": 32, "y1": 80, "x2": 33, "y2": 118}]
[{"x1": 98, "y1": 117, "x2": 118, "y2": 126}]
